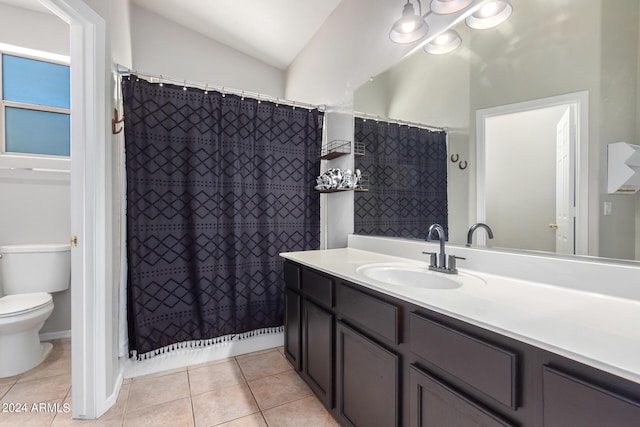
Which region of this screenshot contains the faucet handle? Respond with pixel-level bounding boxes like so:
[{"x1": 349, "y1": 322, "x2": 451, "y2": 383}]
[
  {"x1": 447, "y1": 254, "x2": 466, "y2": 272},
  {"x1": 421, "y1": 251, "x2": 438, "y2": 268}
]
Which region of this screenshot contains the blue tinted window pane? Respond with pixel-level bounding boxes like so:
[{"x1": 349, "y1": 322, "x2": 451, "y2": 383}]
[
  {"x1": 5, "y1": 107, "x2": 70, "y2": 156},
  {"x1": 2, "y1": 54, "x2": 70, "y2": 108}
]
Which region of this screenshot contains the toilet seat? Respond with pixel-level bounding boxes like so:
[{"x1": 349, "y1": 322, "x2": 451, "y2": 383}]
[{"x1": 0, "y1": 293, "x2": 52, "y2": 318}]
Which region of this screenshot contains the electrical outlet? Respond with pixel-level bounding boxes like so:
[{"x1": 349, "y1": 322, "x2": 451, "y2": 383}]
[{"x1": 603, "y1": 201, "x2": 612, "y2": 216}]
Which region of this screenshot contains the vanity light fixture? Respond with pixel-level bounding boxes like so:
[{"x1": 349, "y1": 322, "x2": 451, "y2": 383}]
[
  {"x1": 424, "y1": 29, "x2": 462, "y2": 54},
  {"x1": 389, "y1": 1, "x2": 429, "y2": 43},
  {"x1": 465, "y1": 0, "x2": 513, "y2": 29},
  {"x1": 430, "y1": 0, "x2": 474, "y2": 15}
]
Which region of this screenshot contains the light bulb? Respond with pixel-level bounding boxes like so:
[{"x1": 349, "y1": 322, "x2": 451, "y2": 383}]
[
  {"x1": 402, "y1": 21, "x2": 417, "y2": 33},
  {"x1": 480, "y1": 1, "x2": 498, "y2": 17},
  {"x1": 435, "y1": 34, "x2": 450, "y2": 45}
]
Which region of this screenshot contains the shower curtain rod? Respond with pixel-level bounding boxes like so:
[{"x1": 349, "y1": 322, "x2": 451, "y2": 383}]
[
  {"x1": 354, "y1": 111, "x2": 446, "y2": 132},
  {"x1": 116, "y1": 64, "x2": 325, "y2": 112}
]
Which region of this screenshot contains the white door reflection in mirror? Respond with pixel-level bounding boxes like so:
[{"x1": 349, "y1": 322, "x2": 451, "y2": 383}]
[
  {"x1": 476, "y1": 92, "x2": 588, "y2": 255},
  {"x1": 555, "y1": 106, "x2": 575, "y2": 255}
]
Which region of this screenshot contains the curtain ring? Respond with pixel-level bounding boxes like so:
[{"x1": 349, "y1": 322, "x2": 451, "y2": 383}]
[
  {"x1": 183, "y1": 80, "x2": 187, "y2": 91},
  {"x1": 204, "y1": 84, "x2": 208, "y2": 95},
  {"x1": 450, "y1": 153, "x2": 459, "y2": 163},
  {"x1": 159, "y1": 75, "x2": 164, "y2": 87},
  {"x1": 221, "y1": 86, "x2": 226, "y2": 97},
  {"x1": 459, "y1": 160, "x2": 468, "y2": 170}
]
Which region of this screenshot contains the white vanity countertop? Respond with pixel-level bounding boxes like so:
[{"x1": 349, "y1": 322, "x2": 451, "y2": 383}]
[{"x1": 280, "y1": 248, "x2": 640, "y2": 384}]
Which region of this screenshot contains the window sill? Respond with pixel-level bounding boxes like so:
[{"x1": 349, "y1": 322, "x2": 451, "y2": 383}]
[{"x1": 0, "y1": 154, "x2": 70, "y2": 177}]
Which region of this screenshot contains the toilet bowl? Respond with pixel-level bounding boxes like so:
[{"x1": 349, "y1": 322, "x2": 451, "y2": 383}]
[
  {"x1": 0, "y1": 244, "x2": 70, "y2": 378},
  {"x1": 0, "y1": 293, "x2": 54, "y2": 377}
]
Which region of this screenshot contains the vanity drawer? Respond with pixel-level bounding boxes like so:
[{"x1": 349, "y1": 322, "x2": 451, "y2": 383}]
[
  {"x1": 301, "y1": 268, "x2": 333, "y2": 307},
  {"x1": 336, "y1": 283, "x2": 400, "y2": 344},
  {"x1": 409, "y1": 312, "x2": 518, "y2": 409},
  {"x1": 543, "y1": 366, "x2": 640, "y2": 427},
  {"x1": 284, "y1": 262, "x2": 301, "y2": 290}
]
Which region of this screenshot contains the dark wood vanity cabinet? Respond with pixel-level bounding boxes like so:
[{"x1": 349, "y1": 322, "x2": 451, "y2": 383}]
[
  {"x1": 282, "y1": 260, "x2": 640, "y2": 427},
  {"x1": 284, "y1": 262, "x2": 335, "y2": 408}
]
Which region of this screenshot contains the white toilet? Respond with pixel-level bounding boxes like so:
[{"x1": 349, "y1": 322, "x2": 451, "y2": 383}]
[{"x1": 0, "y1": 244, "x2": 70, "y2": 378}]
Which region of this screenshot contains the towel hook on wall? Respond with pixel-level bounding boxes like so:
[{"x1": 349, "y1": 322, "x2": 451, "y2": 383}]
[{"x1": 112, "y1": 108, "x2": 124, "y2": 135}]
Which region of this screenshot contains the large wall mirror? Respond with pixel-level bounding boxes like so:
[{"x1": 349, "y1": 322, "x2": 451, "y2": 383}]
[{"x1": 354, "y1": 0, "x2": 640, "y2": 262}]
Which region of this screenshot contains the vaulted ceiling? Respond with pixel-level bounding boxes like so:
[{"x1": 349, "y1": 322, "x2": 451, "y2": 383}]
[
  {"x1": 0, "y1": 0, "x2": 344, "y2": 70},
  {"x1": 132, "y1": 0, "x2": 344, "y2": 70}
]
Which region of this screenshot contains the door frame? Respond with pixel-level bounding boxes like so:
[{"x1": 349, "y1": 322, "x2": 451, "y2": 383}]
[
  {"x1": 475, "y1": 91, "x2": 589, "y2": 255},
  {"x1": 40, "y1": 0, "x2": 108, "y2": 419}
]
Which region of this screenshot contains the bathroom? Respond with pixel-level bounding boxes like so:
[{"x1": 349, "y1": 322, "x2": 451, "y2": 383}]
[{"x1": 0, "y1": 0, "x2": 639, "y2": 426}]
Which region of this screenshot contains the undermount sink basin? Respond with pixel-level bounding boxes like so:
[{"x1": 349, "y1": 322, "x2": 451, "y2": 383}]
[{"x1": 356, "y1": 263, "x2": 484, "y2": 290}]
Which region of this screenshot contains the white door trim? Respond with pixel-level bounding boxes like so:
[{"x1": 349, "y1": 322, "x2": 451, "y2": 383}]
[
  {"x1": 476, "y1": 91, "x2": 589, "y2": 255},
  {"x1": 39, "y1": 0, "x2": 107, "y2": 419}
]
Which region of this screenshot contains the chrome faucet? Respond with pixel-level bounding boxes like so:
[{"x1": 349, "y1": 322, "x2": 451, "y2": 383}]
[
  {"x1": 423, "y1": 223, "x2": 464, "y2": 274},
  {"x1": 466, "y1": 223, "x2": 494, "y2": 247}
]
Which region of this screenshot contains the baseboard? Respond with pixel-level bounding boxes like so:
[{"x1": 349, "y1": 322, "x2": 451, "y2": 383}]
[
  {"x1": 40, "y1": 330, "x2": 71, "y2": 341},
  {"x1": 121, "y1": 331, "x2": 284, "y2": 379}
]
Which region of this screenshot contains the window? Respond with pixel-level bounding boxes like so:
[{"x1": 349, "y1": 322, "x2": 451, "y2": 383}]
[{"x1": 1, "y1": 52, "x2": 70, "y2": 158}]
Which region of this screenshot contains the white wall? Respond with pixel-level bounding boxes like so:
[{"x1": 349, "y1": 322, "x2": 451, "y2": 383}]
[
  {"x1": 0, "y1": 3, "x2": 71, "y2": 334},
  {"x1": 130, "y1": 5, "x2": 285, "y2": 98}
]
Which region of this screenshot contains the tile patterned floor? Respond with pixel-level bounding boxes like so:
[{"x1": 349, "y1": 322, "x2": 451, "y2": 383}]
[{"x1": 0, "y1": 339, "x2": 340, "y2": 427}]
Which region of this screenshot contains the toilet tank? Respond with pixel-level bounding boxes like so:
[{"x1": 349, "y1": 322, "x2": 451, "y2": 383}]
[{"x1": 0, "y1": 244, "x2": 70, "y2": 295}]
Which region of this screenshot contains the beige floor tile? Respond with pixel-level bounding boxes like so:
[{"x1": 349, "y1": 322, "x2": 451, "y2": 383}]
[
  {"x1": 123, "y1": 397, "x2": 193, "y2": 427},
  {"x1": 235, "y1": 349, "x2": 275, "y2": 360},
  {"x1": 191, "y1": 383, "x2": 259, "y2": 427},
  {"x1": 276, "y1": 347, "x2": 285, "y2": 357},
  {"x1": 0, "y1": 373, "x2": 70, "y2": 406},
  {"x1": 214, "y1": 413, "x2": 268, "y2": 427},
  {"x1": 187, "y1": 357, "x2": 235, "y2": 371},
  {"x1": 0, "y1": 401, "x2": 60, "y2": 427},
  {"x1": 262, "y1": 395, "x2": 339, "y2": 427},
  {"x1": 104, "y1": 382, "x2": 130, "y2": 417},
  {"x1": 48, "y1": 394, "x2": 78, "y2": 427},
  {"x1": 248, "y1": 370, "x2": 311, "y2": 410},
  {"x1": 235, "y1": 350, "x2": 292, "y2": 382},
  {"x1": 132, "y1": 366, "x2": 187, "y2": 382},
  {"x1": 18, "y1": 344, "x2": 71, "y2": 383},
  {"x1": 188, "y1": 360, "x2": 245, "y2": 396},
  {"x1": 0, "y1": 383, "x2": 12, "y2": 400},
  {"x1": 94, "y1": 411, "x2": 126, "y2": 427},
  {"x1": 0, "y1": 373, "x2": 22, "y2": 386},
  {"x1": 128, "y1": 371, "x2": 190, "y2": 411}
]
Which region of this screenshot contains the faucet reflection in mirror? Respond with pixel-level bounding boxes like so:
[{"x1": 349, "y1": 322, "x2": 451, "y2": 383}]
[{"x1": 467, "y1": 222, "x2": 494, "y2": 247}]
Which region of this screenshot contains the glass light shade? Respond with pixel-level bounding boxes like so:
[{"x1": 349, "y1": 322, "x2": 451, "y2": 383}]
[
  {"x1": 424, "y1": 29, "x2": 462, "y2": 54},
  {"x1": 465, "y1": 0, "x2": 513, "y2": 29},
  {"x1": 389, "y1": 2, "x2": 429, "y2": 43},
  {"x1": 430, "y1": 0, "x2": 474, "y2": 15}
]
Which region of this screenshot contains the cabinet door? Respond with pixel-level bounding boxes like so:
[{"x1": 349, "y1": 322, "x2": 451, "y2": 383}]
[
  {"x1": 284, "y1": 288, "x2": 301, "y2": 371},
  {"x1": 543, "y1": 366, "x2": 640, "y2": 427},
  {"x1": 302, "y1": 299, "x2": 334, "y2": 409},
  {"x1": 409, "y1": 365, "x2": 516, "y2": 427},
  {"x1": 336, "y1": 321, "x2": 399, "y2": 427}
]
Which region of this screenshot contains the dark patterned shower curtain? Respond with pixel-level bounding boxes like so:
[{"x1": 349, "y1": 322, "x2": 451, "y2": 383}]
[
  {"x1": 354, "y1": 117, "x2": 448, "y2": 238},
  {"x1": 122, "y1": 76, "x2": 322, "y2": 358}
]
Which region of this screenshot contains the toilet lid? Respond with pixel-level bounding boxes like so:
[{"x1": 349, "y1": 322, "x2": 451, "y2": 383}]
[{"x1": 0, "y1": 293, "x2": 52, "y2": 317}]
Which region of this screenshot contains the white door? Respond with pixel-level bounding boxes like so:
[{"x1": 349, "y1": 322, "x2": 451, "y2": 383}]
[{"x1": 555, "y1": 106, "x2": 575, "y2": 254}]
